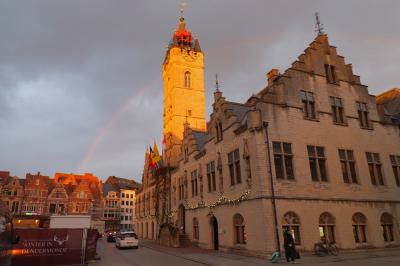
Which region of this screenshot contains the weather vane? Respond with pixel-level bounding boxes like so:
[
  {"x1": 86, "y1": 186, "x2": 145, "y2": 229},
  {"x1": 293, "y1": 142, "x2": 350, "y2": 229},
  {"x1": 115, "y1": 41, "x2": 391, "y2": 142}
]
[
  {"x1": 180, "y1": 0, "x2": 186, "y2": 18},
  {"x1": 315, "y1": 12, "x2": 324, "y2": 35},
  {"x1": 215, "y1": 73, "x2": 220, "y2": 91}
]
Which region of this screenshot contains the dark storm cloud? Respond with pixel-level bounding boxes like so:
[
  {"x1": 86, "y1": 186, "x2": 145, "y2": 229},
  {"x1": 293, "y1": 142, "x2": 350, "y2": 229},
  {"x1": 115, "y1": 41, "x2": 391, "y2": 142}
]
[{"x1": 0, "y1": 0, "x2": 399, "y2": 182}]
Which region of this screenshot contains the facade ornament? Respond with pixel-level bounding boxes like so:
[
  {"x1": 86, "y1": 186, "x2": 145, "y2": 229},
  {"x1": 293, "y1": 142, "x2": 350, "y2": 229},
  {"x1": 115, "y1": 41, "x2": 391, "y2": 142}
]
[{"x1": 243, "y1": 138, "x2": 252, "y2": 188}]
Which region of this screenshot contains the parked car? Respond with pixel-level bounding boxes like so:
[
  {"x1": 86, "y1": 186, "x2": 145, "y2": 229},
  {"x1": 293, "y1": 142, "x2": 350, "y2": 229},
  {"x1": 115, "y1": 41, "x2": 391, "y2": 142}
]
[
  {"x1": 106, "y1": 231, "x2": 118, "y2": 243},
  {"x1": 115, "y1": 231, "x2": 138, "y2": 249}
]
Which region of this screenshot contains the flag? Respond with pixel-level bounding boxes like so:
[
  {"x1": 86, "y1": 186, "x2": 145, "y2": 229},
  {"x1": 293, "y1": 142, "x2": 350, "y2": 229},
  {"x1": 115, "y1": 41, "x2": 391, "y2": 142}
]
[
  {"x1": 149, "y1": 147, "x2": 156, "y2": 169},
  {"x1": 152, "y1": 142, "x2": 162, "y2": 168}
]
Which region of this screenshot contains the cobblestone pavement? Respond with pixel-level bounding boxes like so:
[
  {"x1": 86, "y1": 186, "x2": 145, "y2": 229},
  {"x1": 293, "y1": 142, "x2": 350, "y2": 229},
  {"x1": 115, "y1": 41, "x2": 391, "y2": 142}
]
[{"x1": 93, "y1": 238, "x2": 400, "y2": 266}]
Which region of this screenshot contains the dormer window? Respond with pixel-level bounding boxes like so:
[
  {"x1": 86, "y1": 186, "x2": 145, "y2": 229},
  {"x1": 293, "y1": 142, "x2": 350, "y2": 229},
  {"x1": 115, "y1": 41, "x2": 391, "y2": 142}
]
[
  {"x1": 215, "y1": 122, "x2": 223, "y2": 141},
  {"x1": 184, "y1": 71, "x2": 191, "y2": 88},
  {"x1": 325, "y1": 64, "x2": 337, "y2": 84}
]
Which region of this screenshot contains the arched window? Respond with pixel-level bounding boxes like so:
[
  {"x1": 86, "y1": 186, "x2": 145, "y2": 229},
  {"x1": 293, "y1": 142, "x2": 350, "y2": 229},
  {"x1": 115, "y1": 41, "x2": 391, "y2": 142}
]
[
  {"x1": 381, "y1": 213, "x2": 394, "y2": 242},
  {"x1": 184, "y1": 71, "x2": 191, "y2": 88},
  {"x1": 282, "y1": 212, "x2": 301, "y2": 245},
  {"x1": 193, "y1": 217, "x2": 199, "y2": 240},
  {"x1": 233, "y1": 214, "x2": 246, "y2": 244},
  {"x1": 319, "y1": 212, "x2": 336, "y2": 243},
  {"x1": 352, "y1": 212, "x2": 367, "y2": 243}
]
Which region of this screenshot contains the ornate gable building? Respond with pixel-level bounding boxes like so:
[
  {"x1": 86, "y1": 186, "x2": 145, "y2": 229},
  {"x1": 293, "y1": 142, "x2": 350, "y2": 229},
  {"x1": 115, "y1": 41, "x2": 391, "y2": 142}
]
[{"x1": 136, "y1": 14, "x2": 400, "y2": 257}]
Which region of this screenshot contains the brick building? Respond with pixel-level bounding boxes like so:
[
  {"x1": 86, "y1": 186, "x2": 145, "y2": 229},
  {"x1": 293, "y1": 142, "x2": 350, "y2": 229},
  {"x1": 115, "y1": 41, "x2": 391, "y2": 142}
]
[{"x1": 22, "y1": 172, "x2": 50, "y2": 215}]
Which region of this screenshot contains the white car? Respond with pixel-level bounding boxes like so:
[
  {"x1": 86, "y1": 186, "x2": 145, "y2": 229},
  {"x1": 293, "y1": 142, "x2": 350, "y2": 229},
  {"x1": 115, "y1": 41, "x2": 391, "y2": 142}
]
[{"x1": 115, "y1": 231, "x2": 139, "y2": 249}]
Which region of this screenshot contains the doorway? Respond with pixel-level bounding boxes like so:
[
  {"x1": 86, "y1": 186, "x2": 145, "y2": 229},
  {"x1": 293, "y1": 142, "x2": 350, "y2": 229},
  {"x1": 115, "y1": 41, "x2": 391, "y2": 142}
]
[
  {"x1": 178, "y1": 204, "x2": 186, "y2": 232},
  {"x1": 210, "y1": 216, "x2": 219, "y2": 250}
]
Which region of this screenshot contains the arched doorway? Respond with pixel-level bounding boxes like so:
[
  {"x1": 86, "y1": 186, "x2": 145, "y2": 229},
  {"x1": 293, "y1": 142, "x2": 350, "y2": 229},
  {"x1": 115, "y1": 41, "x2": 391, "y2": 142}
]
[
  {"x1": 210, "y1": 216, "x2": 219, "y2": 250},
  {"x1": 178, "y1": 204, "x2": 186, "y2": 232}
]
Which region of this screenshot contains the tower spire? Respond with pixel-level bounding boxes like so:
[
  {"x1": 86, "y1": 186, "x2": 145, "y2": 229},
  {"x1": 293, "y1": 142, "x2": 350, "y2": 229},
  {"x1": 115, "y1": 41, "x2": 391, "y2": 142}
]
[{"x1": 315, "y1": 12, "x2": 324, "y2": 35}]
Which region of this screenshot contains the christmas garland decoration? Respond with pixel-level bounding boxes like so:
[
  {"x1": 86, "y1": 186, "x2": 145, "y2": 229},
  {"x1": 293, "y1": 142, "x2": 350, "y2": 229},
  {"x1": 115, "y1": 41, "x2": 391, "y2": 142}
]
[
  {"x1": 138, "y1": 190, "x2": 251, "y2": 220},
  {"x1": 185, "y1": 190, "x2": 251, "y2": 210}
]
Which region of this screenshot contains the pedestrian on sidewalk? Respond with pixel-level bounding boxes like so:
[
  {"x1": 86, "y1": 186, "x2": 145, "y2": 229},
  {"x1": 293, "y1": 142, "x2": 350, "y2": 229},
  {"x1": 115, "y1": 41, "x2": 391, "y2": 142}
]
[{"x1": 283, "y1": 229, "x2": 297, "y2": 263}]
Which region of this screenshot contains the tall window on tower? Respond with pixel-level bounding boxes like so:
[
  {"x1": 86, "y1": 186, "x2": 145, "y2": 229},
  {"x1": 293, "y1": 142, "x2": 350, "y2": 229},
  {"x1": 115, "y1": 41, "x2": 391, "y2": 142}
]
[{"x1": 184, "y1": 71, "x2": 191, "y2": 88}]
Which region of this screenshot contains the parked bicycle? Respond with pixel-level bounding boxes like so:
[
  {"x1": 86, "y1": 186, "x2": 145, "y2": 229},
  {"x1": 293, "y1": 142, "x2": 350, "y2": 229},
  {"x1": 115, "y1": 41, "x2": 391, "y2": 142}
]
[{"x1": 314, "y1": 240, "x2": 339, "y2": 256}]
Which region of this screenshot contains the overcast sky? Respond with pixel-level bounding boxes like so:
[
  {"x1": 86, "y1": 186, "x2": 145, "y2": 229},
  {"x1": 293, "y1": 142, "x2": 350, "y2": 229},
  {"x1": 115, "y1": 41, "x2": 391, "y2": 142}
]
[{"x1": 0, "y1": 0, "x2": 399, "y2": 182}]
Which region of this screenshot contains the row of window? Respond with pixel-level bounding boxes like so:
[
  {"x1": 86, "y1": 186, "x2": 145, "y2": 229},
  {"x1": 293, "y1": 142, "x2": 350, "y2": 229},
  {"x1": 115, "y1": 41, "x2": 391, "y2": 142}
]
[
  {"x1": 178, "y1": 144, "x2": 400, "y2": 202},
  {"x1": 121, "y1": 201, "x2": 134, "y2": 206},
  {"x1": 273, "y1": 141, "x2": 400, "y2": 186},
  {"x1": 192, "y1": 214, "x2": 246, "y2": 245},
  {"x1": 3, "y1": 201, "x2": 21, "y2": 213},
  {"x1": 300, "y1": 90, "x2": 370, "y2": 128},
  {"x1": 121, "y1": 193, "x2": 134, "y2": 199},
  {"x1": 283, "y1": 211, "x2": 395, "y2": 245},
  {"x1": 120, "y1": 215, "x2": 132, "y2": 221},
  {"x1": 120, "y1": 208, "x2": 133, "y2": 213}
]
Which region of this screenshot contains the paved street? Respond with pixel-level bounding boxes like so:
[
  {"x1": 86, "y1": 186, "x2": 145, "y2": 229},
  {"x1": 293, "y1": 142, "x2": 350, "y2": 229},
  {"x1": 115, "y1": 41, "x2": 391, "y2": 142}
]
[{"x1": 93, "y1": 238, "x2": 400, "y2": 266}]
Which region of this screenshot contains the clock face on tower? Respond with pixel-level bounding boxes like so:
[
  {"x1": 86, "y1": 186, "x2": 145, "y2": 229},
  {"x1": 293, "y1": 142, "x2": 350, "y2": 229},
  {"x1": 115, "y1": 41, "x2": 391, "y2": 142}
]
[{"x1": 182, "y1": 48, "x2": 198, "y2": 62}]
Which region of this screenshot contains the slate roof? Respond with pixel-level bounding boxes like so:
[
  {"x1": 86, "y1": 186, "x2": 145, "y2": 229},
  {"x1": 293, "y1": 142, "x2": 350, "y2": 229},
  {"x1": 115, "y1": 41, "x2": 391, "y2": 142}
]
[
  {"x1": 103, "y1": 183, "x2": 118, "y2": 196},
  {"x1": 192, "y1": 131, "x2": 208, "y2": 151},
  {"x1": 225, "y1": 102, "x2": 252, "y2": 122},
  {"x1": 377, "y1": 88, "x2": 400, "y2": 125}
]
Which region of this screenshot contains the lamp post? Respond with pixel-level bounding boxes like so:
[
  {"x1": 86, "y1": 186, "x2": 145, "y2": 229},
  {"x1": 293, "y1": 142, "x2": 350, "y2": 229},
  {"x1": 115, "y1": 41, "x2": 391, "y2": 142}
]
[{"x1": 263, "y1": 121, "x2": 281, "y2": 254}]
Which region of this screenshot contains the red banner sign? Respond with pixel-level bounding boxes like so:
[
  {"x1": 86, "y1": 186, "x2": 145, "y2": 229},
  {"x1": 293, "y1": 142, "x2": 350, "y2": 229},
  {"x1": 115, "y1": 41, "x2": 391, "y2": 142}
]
[{"x1": 11, "y1": 228, "x2": 97, "y2": 266}]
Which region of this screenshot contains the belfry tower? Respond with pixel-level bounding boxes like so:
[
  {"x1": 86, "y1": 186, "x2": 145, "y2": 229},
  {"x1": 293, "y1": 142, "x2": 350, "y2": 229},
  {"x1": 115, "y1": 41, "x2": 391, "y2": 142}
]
[{"x1": 162, "y1": 14, "x2": 206, "y2": 165}]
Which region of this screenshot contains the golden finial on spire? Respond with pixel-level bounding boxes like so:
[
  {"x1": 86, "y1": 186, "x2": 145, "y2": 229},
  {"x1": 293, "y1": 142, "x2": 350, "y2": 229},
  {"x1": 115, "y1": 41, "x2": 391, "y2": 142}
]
[
  {"x1": 180, "y1": 0, "x2": 186, "y2": 18},
  {"x1": 315, "y1": 12, "x2": 324, "y2": 35}
]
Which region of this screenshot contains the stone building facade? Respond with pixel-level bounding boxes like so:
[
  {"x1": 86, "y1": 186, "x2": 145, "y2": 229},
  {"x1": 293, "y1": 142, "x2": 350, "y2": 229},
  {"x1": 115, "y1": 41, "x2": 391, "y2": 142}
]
[
  {"x1": 136, "y1": 14, "x2": 400, "y2": 257},
  {"x1": 102, "y1": 184, "x2": 121, "y2": 232}
]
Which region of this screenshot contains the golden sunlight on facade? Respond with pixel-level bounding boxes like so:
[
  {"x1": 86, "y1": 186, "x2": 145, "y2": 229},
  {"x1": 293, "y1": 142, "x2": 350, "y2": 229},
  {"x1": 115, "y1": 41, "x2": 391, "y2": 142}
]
[{"x1": 135, "y1": 12, "x2": 400, "y2": 258}]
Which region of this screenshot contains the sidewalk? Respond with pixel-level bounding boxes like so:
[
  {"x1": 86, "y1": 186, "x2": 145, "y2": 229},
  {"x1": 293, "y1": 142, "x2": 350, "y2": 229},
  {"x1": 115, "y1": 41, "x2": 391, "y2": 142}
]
[{"x1": 139, "y1": 239, "x2": 400, "y2": 266}]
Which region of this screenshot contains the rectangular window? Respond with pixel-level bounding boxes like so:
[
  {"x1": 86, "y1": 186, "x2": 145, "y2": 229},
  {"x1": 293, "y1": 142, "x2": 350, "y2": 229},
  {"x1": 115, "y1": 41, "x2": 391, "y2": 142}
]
[
  {"x1": 366, "y1": 152, "x2": 384, "y2": 185},
  {"x1": 390, "y1": 155, "x2": 400, "y2": 186},
  {"x1": 49, "y1": 204, "x2": 56, "y2": 214},
  {"x1": 215, "y1": 122, "x2": 223, "y2": 141},
  {"x1": 356, "y1": 102, "x2": 370, "y2": 128},
  {"x1": 325, "y1": 64, "x2": 337, "y2": 84},
  {"x1": 191, "y1": 170, "x2": 198, "y2": 197},
  {"x1": 273, "y1": 142, "x2": 294, "y2": 180},
  {"x1": 228, "y1": 149, "x2": 241, "y2": 185},
  {"x1": 206, "y1": 161, "x2": 217, "y2": 192},
  {"x1": 338, "y1": 149, "x2": 358, "y2": 184},
  {"x1": 329, "y1": 96, "x2": 344, "y2": 124},
  {"x1": 300, "y1": 91, "x2": 316, "y2": 119},
  {"x1": 307, "y1": 145, "x2": 328, "y2": 182}
]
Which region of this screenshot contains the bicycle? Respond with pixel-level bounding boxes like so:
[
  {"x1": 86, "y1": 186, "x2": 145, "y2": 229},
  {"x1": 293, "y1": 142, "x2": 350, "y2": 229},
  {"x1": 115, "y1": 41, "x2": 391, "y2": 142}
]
[{"x1": 314, "y1": 241, "x2": 339, "y2": 256}]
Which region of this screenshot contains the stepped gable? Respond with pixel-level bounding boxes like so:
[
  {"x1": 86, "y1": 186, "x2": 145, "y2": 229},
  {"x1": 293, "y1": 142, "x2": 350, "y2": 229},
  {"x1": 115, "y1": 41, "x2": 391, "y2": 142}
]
[{"x1": 284, "y1": 34, "x2": 364, "y2": 86}]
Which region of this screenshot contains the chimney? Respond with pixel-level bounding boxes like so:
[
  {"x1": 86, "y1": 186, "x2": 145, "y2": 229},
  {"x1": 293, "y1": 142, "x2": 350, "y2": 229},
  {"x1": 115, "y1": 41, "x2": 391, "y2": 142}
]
[{"x1": 267, "y1": 69, "x2": 279, "y2": 86}]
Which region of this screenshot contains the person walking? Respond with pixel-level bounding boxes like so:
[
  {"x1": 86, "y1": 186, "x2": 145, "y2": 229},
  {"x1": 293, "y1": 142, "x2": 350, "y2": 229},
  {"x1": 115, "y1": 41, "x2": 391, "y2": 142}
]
[{"x1": 283, "y1": 229, "x2": 297, "y2": 263}]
